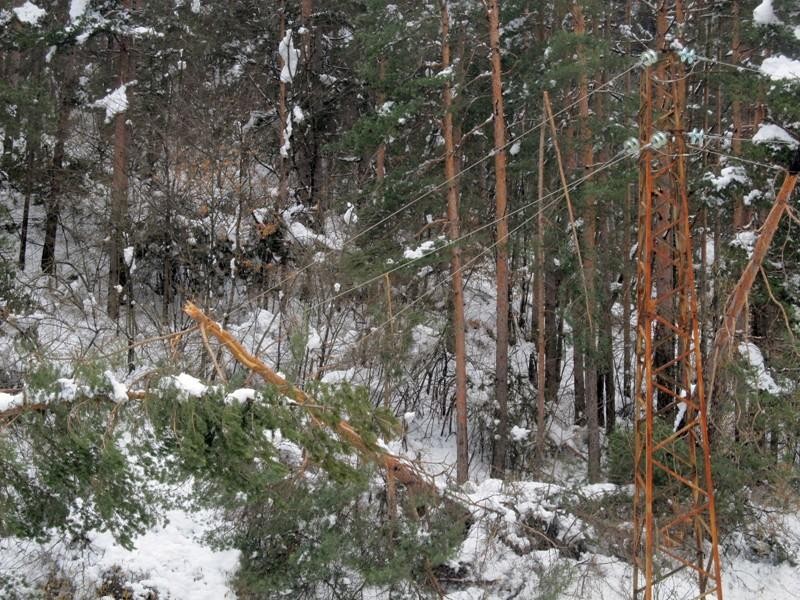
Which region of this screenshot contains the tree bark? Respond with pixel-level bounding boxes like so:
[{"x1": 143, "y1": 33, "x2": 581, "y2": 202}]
[
  {"x1": 441, "y1": 0, "x2": 470, "y2": 485},
  {"x1": 486, "y1": 0, "x2": 510, "y2": 479},
  {"x1": 573, "y1": 4, "x2": 600, "y2": 482},
  {"x1": 18, "y1": 148, "x2": 33, "y2": 270},
  {"x1": 278, "y1": 2, "x2": 289, "y2": 206},
  {"x1": 731, "y1": 0, "x2": 747, "y2": 231},
  {"x1": 41, "y1": 81, "x2": 73, "y2": 276},
  {"x1": 573, "y1": 344, "x2": 585, "y2": 425},
  {"x1": 535, "y1": 113, "x2": 547, "y2": 464},
  {"x1": 107, "y1": 0, "x2": 132, "y2": 318},
  {"x1": 707, "y1": 172, "x2": 798, "y2": 414}
]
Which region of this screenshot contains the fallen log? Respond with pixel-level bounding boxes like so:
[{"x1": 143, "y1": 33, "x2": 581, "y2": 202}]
[{"x1": 183, "y1": 302, "x2": 437, "y2": 494}]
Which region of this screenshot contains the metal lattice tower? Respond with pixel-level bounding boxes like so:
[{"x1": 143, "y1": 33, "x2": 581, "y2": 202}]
[{"x1": 632, "y1": 4, "x2": 724, "y2": 598}]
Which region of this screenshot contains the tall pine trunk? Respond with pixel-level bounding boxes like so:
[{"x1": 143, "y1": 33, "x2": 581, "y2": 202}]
[
  {"x1": 574, "y1": 4, "x2": 600, "y2": 482},
  {"x1": 486, "y1": 0, "x2": 510, "y2": 479},
  {"x1": 441, "y1": 1, "x2": 470, "y2": 484},
  {"x1": 278, "y1": 2, "x2": 289, "y2": 206},
  {"x1": 107, "y1": 0, "x2": 132, "y2": 318},
  {"x1": 41, "y1": 78, "x2": 73, "y2": 275},
  {"x1": 535, "y1": 116, "x2": 547, "y2": 464}
]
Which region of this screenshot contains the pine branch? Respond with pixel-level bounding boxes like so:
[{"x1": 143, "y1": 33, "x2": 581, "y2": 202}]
[{"x1": 183, "y1": 301, "x2": 437, "y2": 493}]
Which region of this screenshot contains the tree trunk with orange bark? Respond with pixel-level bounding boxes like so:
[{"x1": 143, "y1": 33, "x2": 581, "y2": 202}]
[
  {"x1": 485, "y1": 0, "x2": 510, "y2": 479},
  {"x1": 441, "y1": 0, "x2": 469, "y2": 485}
]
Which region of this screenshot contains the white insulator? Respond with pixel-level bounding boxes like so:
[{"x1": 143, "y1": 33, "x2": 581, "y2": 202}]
[
  {"x1": 678, "y1": 47, "x2": 697, "y2": 65},
  {"x1": 688, "y1": 128, "x2": 705, "y2": 145},
  {"x1": 650, "y1": 131, "x2": 669, "y2": 149},
  {"x1": 623, "y1": 137, "x2": 641, "y2": 157},
  {"x1": 638, "y1": 49, "x2": 659, "y2": 68}
]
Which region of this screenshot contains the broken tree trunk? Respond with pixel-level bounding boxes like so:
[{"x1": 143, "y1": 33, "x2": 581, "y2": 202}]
[
  {"x1": 183, "y1": 302, "x2": 436, "y2": 494},
  {"x1": 707, "y1": 171, "x2": 798, "y2": 412}
]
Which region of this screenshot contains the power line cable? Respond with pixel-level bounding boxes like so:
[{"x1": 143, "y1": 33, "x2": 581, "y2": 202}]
[
  {"x1": 221, "y1": 63, "x2": 640, "y2": 319},
  {"x1": 353, "y1": 154, "x2": 628, "y2": 350},
  {"x1": 277, "y1": 152, "x2": 630, "y2": 317}
]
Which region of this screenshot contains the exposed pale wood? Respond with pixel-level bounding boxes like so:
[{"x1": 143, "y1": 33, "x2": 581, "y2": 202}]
[{"x1": 183, "y1": 302, "x2": 436, "y2": 492}]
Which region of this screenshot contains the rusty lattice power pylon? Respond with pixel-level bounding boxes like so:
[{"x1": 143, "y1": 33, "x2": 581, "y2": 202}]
[{"x1": 632, "y1": 5, "x2": 724, "y2": 599}]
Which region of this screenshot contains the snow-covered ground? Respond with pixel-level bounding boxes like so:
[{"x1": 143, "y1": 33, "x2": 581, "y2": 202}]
[
  {"x1": 0, "y1": 509, "x2": 239, "y2": 599},
  {"x1": 2, "y1": 226, "x2": 799, "y2": 598}
]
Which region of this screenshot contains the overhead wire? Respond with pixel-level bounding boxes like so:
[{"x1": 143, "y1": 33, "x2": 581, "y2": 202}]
[
  {"x1": 350, "y1": 49, "x2": 799, "y2": 355},
  {"x1": 23, "y1": 54, "x2": 642, "y2": 370},
  {"x1": 40, "y1": 151, "x2": 629, "y2": 369},
  {"x1": 686, "y1": 144, "x2": 785, "y2": 171},
  {"x1": 331, "y1": 152, "x2": 631, "y2": 349},
  {"x1": 268, "y1": 151, "x2": 631, "y2": 318},
  {"x1": 221, "y1": 61, "x2": 641, "y2": 319}
]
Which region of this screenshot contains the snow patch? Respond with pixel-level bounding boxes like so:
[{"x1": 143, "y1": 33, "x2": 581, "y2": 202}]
[
  {"x1": 674, "y1": 401, "x2": 687, "y2": 431},
  {"x1": 13, "y1": 2, "x2": 45, "y2": 25},
  {"x1": 0, "y1": 391, "x2": 23, "y2": 412},
  {"x1": 69, "y1": 0, "x2": 89, "y2": 21},
  {"x1": 739, "y1": 341, "x2": 784, "y2": 394},
  {"x1": 321, "y1": 368, "x2": 356, "y2": 385},
  {"x1": 104, "y1": 371, "x2": 129, "y2": 403},
  {"x1": 403, "y1": 240, "x2": 436, "y2": 260},
  {"x1": 731, "y1": 230, "x2": 757, "y2": 258},
  {"x1": 760, "y1": 55, "x2": 800, "y2": 81},
  {"x1": 57, "y1": 378, "x2": 80, "y2": 401},
  {"x1": 279, "y1": 31, "x2": 300, "y2": 84},
  {"x1": 319, "y1": 74, "x2": 337, "y2": 86},
  {"x1": 123, "y1": 246, "x2": 136, "y2": 270},
  {"x1": 752, "y1": 123, "x2": 798, "y2": 148},
  {"x1": 306, "y1": 328, "x2": 322, "y2": 352},
  {"x1": 170, "y1": 373, "x2": 208, "y2": 398},
  {"x1": 704, "y1": 165, "x2": 750, "y2": 191},
  {"x1": 753, "y1": 0, "x2": 781, "y2": 26},
  {"x1": 378, "y1": 101, "x2": 395, "y2": 116},
  {"x1": 5, "y1": 509, "x2": 240, "y2": 600},
  {"x1": 510, "y1": 425, "x2": 530, "y2": 442},
  {"x1": 225, "y1": 388, "x2": 257, "y2": 404},
  {"x1": 280, "y1": 112, "x2": 293, "y2": 158},
  {"x1": 92, "y1": 83, "x2": 135, "y2": 124},
  {"x1": 343, "y1": 202, "x2": 358, "y2": 225},
  {"x1": 743, "y1": 190, "x2": 763, "y2": 206}
]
